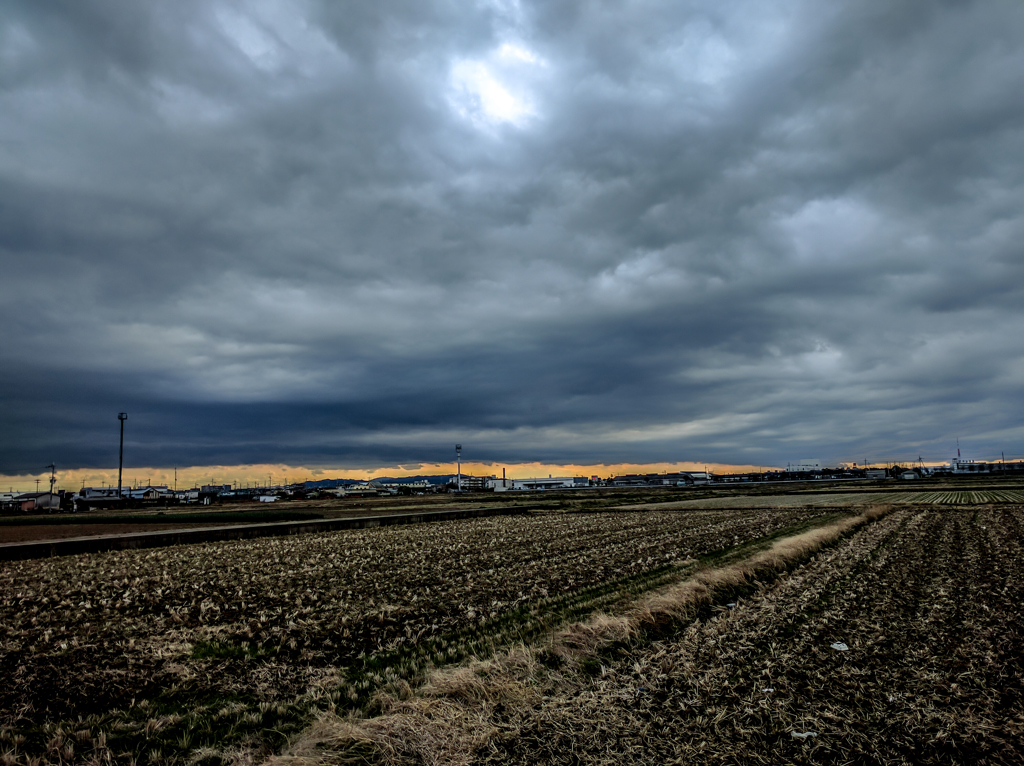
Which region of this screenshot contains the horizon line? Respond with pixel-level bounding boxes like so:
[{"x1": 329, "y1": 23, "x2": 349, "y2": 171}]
[{"x1": 0, "y1": 456, "x2": 987, "y2": 494}]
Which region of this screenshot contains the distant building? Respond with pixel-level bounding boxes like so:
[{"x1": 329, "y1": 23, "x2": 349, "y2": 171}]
[
  {"x1": 391, "y1": 480, "x2": 433, "y2": 491},
  {"x1": 329, "y1": 482, "x2": 387, "y2": 497},
  {"x1": 13, "y1": 492, "x2": 60, "y2": 512},
  {"x1": 945, "y1": 457, "x2": 1024, "y2": 474},
  {"x1": 682, "y1": 471, "x2": 711, "y2": 485},
  {"x1": 607, "y1": 474, "x2": 648, "y2": 486},
  {"x1": 124, "y1": 486, "x2": 174, "y2": 501},
  {"x1": 786, "y1": 460, "x2": 822, "y2": 473},
  {"x1": 78, "y1": 485, "x2": 175, "y2": 508},
  {"x1": 81, "y1": 486, "x2": 121, "y2": 500},
  {"x1": 456, "y1": 475, "x2": 491, "y2": 491},
  {"x1": 490, "y1": 476, "x2": 588, "y2": 492},
  {"x1": 608, "y1": 471, "x2": 710, "y2": 486}
]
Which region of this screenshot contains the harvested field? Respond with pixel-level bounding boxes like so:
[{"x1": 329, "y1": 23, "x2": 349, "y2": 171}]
[
  {"x1": 644, "y1": 488, "x2": 1024, "y2": 509},
  {"x1": 617, "y1": 492, "x2": 879, "y2": 510},
  {"x1": 0, "y1": 505, "x2": 841, "y2": 765},
  {"x1": 0, "y1": 507, "x2": 447, "y2": 546},
  {"x1": 871, "y1": 489, "x2": 1024, "y2": 504},
  {"x1": 0, "y1": 522, "x2": 239, "y2": 545},
  {"x1": 476, "y1": 505, "x2": 1024, "y2": 765}
]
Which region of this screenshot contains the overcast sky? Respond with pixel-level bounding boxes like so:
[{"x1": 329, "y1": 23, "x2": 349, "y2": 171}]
[{"x1": 2, "y1": 0, "x2": 1023, "y2": 478}]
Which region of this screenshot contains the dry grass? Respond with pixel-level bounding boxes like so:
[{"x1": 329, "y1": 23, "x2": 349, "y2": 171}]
[
  {"x1": 268, "y1": 505, "x2": 895, "y2": 766},
  {"x1": 279, "y1": 651, "x2": 545, "y2": 766},
  {"x1": 4, "y1": 504, "x2": 842, "y2": 766}
]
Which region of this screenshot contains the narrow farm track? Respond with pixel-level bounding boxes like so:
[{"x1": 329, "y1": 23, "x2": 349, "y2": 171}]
[
  {"x1": 0, "y1": 506, "x2": 843, "y2": 766},
  {"x1": 483, "y1": 507, "x2": 1024, "y2": 765}
]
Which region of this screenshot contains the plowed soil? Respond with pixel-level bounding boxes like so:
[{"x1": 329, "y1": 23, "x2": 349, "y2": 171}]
[
  {"x1": 483, "y1": 506, "x2": 1024, "y2": 765},
  {"x1": 0, "y1": 505, "x2": 841, "y2": 765}
]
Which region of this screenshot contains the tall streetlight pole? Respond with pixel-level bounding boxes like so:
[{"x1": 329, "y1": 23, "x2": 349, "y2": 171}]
[
  {"x1": 118, "y1": 413, "x2": 128, "y2": 500},
  {"x1": 455, "y1": 444, "x2": 462, "y2": 493}
]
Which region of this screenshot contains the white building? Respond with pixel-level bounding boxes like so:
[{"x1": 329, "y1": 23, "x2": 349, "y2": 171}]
[
  {"x1": 489, "y1": 476, "x2": 588, "y2": 492},
  {"x1": 949, "y1": 458, "x2": 988, "y2": 473},
  {"x1": 329, "y1": 482, "x2": 385, "y2": 497},
  {"x1": 81, "y1": 486, "x2": 121, "y2": 500},
  {"x1": 82, "y1": 485, "x2": 173, "y2": 501},
  {"x1": 786, "y1": 460, "x2": 822, "y2": 472},
  {"x1": 683, "y1": 471, "x2": 712, "y2": 485}
]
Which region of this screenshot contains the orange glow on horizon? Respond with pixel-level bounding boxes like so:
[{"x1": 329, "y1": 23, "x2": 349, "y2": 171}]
[{"x1": 0, "y1": 460, "x2": 785, "y2": 493}]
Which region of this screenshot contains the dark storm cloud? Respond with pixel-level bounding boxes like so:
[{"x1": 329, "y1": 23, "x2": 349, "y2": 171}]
[{"x1": 2, "y1": 0, "x2": 1024, "y2": 475}]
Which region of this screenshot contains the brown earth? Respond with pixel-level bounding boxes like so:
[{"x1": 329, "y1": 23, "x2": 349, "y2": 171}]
[
  {"x1": 0, "y1": 506, "x2": 482, "y2": 545},
  {"x1": 0, "y1": 522, "x2": 238, "y2": 544},
  {"x1": 0, "y1": 505, "x2": 840, "y2": 765},
  {"x1": 480, "y1": 506, "x2": 1024, "y2": 765}
]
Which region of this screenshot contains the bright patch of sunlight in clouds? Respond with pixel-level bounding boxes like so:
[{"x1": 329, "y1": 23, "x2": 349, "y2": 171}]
[{"x1": 449, "y1": 43, "x2": 544, "y2": 127}]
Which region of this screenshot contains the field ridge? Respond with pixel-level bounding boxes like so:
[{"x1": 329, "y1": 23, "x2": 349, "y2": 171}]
[{"x1": 270, "y1": 505, "x2": 895, "y2": 765}]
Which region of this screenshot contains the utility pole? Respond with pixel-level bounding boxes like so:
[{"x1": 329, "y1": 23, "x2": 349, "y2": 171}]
[
  {"x1": 456, "y1": 444, "x2": 462, "y2": 492},
  {"x1": 46, "y1": 463, "x2": 56, "y2": 512},
  {"x1": 118, "y1": 412, "x2": 128, "y2": 499}
]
